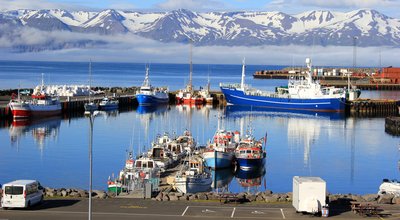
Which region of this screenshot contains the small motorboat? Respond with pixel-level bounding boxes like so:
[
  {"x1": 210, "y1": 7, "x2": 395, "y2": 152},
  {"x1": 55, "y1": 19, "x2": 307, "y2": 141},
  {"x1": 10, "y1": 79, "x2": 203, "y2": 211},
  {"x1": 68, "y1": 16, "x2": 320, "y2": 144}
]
[{"x1": 378, "y1": 179, "x2": 400, "y2": 196}]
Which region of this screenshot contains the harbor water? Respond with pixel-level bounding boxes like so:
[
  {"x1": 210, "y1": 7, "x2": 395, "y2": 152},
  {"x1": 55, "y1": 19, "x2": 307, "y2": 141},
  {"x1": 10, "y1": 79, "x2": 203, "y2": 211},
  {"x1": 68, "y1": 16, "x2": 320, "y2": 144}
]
[{"x1": 0, "y1": 61, "x2": 399, "y2": 195}]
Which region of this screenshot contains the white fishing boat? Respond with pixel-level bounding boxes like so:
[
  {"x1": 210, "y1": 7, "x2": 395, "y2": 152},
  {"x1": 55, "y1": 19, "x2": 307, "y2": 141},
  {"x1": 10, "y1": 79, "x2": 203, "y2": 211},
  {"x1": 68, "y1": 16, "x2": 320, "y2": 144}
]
[
  {"x1": 148, "y1": 145, "x2": 174, "y2": 171},
  {"x1": 9, "y1": 74, "x2": 61, "y2": 119},
  {"x1": 99, "y1": 97, "x2": 119, "y2": 110},
  {"x1": 175, "y1": 130, "x2": 197, "y2": 154},
  {"x1": 203, "y1": 130, "x2": 240, "y2": 169},
  {"x1": 174, "y1": 155, "x2": 212, "y2": 194},
  {"x1": 199, "y1": 77, "x2": 213, "y2": 104},
  {"x1": 108, "y1": 152, "x2": 161, "y2": 194}
]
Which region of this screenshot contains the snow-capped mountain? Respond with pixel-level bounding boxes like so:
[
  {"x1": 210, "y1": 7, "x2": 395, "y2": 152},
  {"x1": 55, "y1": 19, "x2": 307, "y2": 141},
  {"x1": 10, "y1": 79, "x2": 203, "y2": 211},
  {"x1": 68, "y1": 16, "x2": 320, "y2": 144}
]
[{"x1": 0, "y1": 8, "x2": 399, "y2": 51}]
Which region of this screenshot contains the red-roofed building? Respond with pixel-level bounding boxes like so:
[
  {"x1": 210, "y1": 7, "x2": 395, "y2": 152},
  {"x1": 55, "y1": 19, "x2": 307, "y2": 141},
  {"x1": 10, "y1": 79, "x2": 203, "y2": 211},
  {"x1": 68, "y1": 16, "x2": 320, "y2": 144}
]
[{"x1": 381, "y1": 67, "x2": 400, "y2": 83}]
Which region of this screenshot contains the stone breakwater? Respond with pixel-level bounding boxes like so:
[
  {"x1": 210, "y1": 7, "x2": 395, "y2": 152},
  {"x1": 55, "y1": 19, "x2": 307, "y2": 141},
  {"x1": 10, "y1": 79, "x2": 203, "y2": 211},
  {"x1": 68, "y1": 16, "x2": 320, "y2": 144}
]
[{"x1": 39, "y1": 188, "x2": 400, "y2": 205}]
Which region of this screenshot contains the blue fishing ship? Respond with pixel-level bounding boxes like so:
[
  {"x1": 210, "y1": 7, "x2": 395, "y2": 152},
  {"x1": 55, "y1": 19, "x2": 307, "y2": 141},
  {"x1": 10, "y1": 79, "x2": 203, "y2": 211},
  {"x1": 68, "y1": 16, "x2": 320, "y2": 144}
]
[
  {"x1": 235, "y1": 134, "x2": 266, "y2": 171},
  {"x1": 220, "y1": 58, "x2": 346, "y2": 112},
  {"x1": 136, "y1": 66, "x2": 169, "y2": 106}
]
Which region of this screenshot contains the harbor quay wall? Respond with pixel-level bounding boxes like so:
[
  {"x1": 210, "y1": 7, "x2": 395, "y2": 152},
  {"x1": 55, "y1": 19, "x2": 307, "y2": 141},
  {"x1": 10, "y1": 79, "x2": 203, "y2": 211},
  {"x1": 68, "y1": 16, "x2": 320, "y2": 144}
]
[
  {"x1": 0, "y1": 90, "x2": 226, "y2": 120},
  {"x1": 1, "y1": 187, "x2": 399, "y2": 205},
  {"x1": 1, "y1": 90, "x2": 399, "y2": 119},
  {"x1": 349, "y1": 99, "x2": 399, "y2": 117}
]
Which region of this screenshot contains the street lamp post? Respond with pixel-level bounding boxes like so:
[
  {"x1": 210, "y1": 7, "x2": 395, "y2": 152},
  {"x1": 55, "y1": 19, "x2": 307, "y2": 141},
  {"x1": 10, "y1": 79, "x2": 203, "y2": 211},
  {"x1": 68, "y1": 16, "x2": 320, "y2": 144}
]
[{"x1": 87, "y1": 111, "x2": 95, "y2": 220}]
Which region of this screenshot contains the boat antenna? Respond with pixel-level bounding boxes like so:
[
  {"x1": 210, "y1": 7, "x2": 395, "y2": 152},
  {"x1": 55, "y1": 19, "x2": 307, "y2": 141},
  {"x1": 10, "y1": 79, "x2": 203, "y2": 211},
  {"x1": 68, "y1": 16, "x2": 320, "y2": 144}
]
[{"x1": 241, "y1": 58, "x2": 246, "y2": 90}]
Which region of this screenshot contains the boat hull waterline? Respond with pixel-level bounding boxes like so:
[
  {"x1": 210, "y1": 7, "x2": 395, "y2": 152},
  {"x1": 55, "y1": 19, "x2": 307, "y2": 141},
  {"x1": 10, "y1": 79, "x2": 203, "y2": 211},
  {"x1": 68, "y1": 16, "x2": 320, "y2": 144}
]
[
  {"x1": 136, "y1": 94, "x2": 169, "y2": 106},
  {"x1": 175, "y1": 176, "x2": 212, "y2": 194},
  {"x1": 236, "y1": 158, "x2": 265, "y2": 171},
  {"x1": 10, "y1": 104, "x2": 61, "y2": 118},
  {"x1": 203, "y1": 151, "x2": 234, "y2": 169},
  {"x1": 220, "y1": 87, "x2": 346, "y2": 112}
]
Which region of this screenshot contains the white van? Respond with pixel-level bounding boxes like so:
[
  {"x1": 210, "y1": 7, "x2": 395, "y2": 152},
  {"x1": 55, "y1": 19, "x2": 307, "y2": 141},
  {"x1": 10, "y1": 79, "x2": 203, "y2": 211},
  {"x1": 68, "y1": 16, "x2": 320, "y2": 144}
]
[{"x1": 1, "y1": 180, "x2": 44, "y2": 209}]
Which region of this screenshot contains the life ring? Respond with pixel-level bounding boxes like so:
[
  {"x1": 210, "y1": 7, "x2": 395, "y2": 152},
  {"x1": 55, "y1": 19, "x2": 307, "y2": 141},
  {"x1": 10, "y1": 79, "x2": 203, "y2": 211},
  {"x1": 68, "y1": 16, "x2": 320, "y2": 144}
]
[{"x1": 139, "y1": 171, "x2": 146, "y2": 179}]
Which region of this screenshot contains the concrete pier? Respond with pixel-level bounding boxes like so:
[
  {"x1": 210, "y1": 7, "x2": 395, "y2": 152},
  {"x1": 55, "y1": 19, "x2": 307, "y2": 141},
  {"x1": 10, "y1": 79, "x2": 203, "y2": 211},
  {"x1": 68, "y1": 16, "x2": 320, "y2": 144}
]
[
  {"x1": 1, "y1": 92, "x2": 399, "y2": 119},
  {"x1": 0, "y1": 95, "x2": 137, "y2": 120},
  {"x1": 349, "y1": 99, "x2": 399, "y2": 117}
]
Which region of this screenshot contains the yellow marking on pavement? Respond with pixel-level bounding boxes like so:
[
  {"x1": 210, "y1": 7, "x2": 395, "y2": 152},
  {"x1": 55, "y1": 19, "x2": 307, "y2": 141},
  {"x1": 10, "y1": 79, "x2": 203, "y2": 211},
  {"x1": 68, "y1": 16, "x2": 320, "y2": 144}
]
[{"x1": 120, "y1": 205, "x2": 147, "y2": 209}]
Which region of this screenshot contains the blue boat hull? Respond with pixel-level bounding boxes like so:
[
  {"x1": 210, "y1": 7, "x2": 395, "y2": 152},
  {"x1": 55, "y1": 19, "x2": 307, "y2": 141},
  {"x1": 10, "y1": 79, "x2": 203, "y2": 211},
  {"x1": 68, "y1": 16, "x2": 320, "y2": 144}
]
[
  {"x1": 220, "y1": 87, "x2": 346, "y2": 112},
  {"x1": 236, "y1": 158, "x2": 265, "y2": 171},
  {"x1": 136, "y1": 94, "x2": 169, "y2": 106},
  {"x1": 203, "y1": 151, "x2": 234, "y2": 169},
  {"x1": 99, "y1": 104, "x2": 118, "y2": 110}
]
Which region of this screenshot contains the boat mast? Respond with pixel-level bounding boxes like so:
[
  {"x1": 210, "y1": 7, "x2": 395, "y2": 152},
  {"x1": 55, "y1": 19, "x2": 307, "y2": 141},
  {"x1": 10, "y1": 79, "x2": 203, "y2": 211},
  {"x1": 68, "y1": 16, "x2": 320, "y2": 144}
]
[
  {"x1": 17, "y1": 83, "x2": 21, "y2": 101},
  {"x1": 41, "y1": 73, "x2": 45, "y2": 93},
  {"x1": 241, "y1": 58, "x2": 246, "y2": 90},
  {"x1": 305, "y1": 58, "x2": 312, "y2": 85},
  {"x1": 187, "y1": 39, "x2": 193, "y2": 92},
  {"x1": 143, "y1": 64, "x2": 150, "y2": 87},
  {"x1": 89, "y1": 60, "x2": 92, "y2": 103}
]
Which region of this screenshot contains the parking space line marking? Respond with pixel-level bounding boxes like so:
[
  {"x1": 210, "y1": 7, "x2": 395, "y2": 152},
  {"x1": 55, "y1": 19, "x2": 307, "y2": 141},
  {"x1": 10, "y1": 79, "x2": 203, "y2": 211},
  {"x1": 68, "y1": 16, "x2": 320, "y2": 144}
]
[
  {"x1": 0, "y1": 210, "x2": 180, "y2": 218},
  {"x1": 182, "y1": 206, "x2": 189, "y2": 216},
  {"x1": 231, "y1": 207, "x2": 236, "y2": 218},
  {"x1": 188, "y1": 205, "x2": 282, "y2": 210},
  {"x1": 251, "y1": 210, "x2": 265, "y2": 214},
  {"x1": 280, "y1": 208, "x2": 286, "y2": 219}
]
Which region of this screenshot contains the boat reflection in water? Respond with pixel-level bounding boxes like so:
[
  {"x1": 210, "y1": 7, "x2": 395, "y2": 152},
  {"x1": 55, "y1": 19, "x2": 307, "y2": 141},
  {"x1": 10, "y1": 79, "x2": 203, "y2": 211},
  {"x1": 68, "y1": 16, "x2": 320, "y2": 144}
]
[
  {"x1": 96, "y1": 109, "x2": 119, "y2": 120},
  {"x1": 211, "y1": 168, "x2": 234, "y2": 192},
  {"x1": 235, "y1": 166, "x2": 266, "y2": 193},
  {"x1": 9, "y1": 117, "x2": 61, "y2": 151},
  {"x1": 225, "y1": 105, "x2": 345, "y2": 120},
  {"x1": 136, "y1": 104, "x2": 169, "y2": 115}
]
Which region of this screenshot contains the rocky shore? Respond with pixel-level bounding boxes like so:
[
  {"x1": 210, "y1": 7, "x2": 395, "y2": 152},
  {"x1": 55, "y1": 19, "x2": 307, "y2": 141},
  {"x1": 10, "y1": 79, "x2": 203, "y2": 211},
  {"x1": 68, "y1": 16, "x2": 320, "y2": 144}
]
[{"x1": 39, "y1": 187, "x2": 400, "y2": 205}]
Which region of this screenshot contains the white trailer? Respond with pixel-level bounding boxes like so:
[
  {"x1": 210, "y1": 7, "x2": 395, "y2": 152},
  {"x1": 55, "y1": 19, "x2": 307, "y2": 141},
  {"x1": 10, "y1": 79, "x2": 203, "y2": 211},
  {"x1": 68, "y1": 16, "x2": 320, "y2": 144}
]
[{"x1": 292, "y1": 176, "x2": 326, "y2": 214}]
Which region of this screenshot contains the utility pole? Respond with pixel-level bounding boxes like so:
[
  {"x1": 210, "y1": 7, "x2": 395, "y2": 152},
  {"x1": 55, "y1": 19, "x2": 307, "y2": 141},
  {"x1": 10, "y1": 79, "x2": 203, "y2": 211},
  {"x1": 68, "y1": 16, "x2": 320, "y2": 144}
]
[{"x1": 353, "y1": 36, "x2": 358, "y2": 73}]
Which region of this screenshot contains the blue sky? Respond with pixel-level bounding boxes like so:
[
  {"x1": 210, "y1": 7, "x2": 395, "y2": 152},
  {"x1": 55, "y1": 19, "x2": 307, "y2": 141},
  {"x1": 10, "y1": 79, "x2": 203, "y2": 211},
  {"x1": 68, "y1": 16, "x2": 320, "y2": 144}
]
[{"x1": 0, "y1": 0, "x2": 399, "y2": 17}]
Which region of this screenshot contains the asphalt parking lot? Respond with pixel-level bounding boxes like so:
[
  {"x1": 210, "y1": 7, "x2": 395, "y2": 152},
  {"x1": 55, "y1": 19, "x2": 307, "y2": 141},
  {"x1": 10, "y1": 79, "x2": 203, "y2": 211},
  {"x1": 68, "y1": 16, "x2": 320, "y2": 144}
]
[{"x1": 1, "y1": 198, "x2": 400, "y2": 220}]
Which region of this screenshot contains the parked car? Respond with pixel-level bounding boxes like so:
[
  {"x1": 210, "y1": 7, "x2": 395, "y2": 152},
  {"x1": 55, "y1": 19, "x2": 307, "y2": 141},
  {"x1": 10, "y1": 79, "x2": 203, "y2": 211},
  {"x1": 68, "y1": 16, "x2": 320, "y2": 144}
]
[{"x1": 1, "y1": 180, "x2": 44, "y2": 209}]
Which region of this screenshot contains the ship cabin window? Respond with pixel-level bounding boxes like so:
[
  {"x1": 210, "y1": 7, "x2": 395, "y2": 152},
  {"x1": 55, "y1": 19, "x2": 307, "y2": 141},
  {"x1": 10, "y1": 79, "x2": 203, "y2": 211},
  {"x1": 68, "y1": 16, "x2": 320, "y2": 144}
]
[
  {"x1": 246, "y1": 150, "x2": 252, "y2": 154},
  {"x1": 136, "y1": 161, "x2": 142, "y2": 168},
  {"x1": 141, "y1": 88, "x2": 150, "y2": 91},
  {"x1": 148, "y1": 161, "x2": 154, "y2": 168},
  {"x1": 240, "y1": 150, "x2": 245, "y2": 154},
  {"x1": 143, "y1": 163, "x2": 147, "y2": 168},
  {"x1": 190, "y1": 162, "x2": 199, "y2": 168}
]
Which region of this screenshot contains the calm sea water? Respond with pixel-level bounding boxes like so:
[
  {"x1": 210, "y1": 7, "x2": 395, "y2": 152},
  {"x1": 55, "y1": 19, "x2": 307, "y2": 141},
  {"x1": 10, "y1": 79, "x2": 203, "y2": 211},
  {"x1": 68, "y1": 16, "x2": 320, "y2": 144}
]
[
  {"x1": 0, "y1": 61, "x2": 399, "y2": 194},
  {"x1": 1, "y1": 60, "x2": 399, "y2": 99}
]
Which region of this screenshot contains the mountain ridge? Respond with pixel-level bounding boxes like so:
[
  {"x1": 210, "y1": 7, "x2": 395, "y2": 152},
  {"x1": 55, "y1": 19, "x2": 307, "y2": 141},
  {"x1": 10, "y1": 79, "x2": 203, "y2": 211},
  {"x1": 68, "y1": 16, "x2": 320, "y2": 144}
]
[{"x1": 0, "y1": 8, "x2": 399, "y2": 52}]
